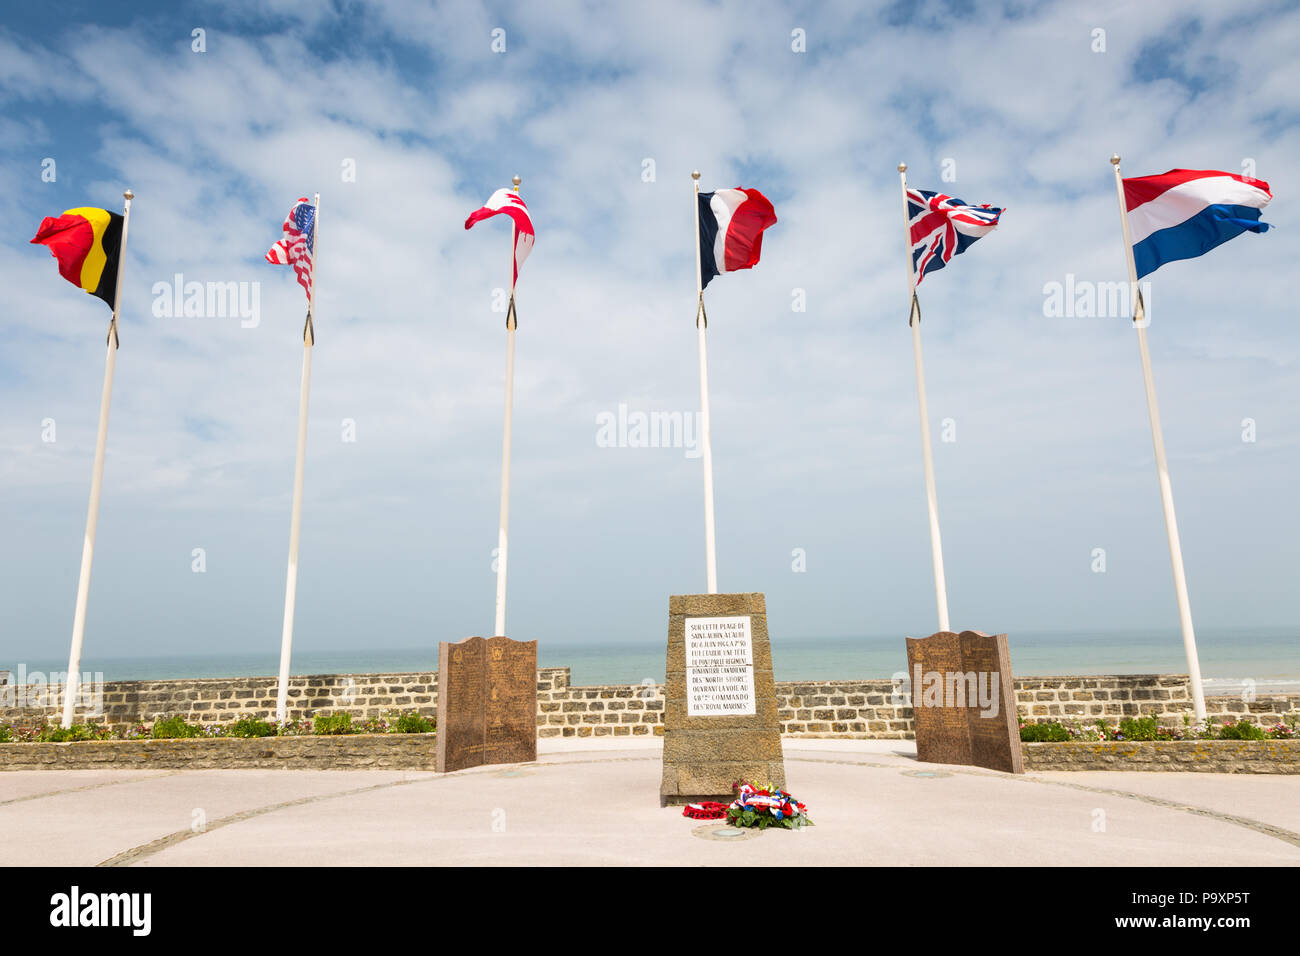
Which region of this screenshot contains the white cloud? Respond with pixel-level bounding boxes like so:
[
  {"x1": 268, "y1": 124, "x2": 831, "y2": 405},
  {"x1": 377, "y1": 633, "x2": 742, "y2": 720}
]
[{"x1": 0, "y1": 1, "x2": 1296, "y2": 670}]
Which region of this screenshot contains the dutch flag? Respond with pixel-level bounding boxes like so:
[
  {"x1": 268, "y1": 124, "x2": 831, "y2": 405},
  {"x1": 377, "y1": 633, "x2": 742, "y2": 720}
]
[
  {"x1": 1124, "y1": 169, "x2": 1272, "y2": 278},
  {"x1": 697, "y1": 187, "x2": 777, "y2": 289}
]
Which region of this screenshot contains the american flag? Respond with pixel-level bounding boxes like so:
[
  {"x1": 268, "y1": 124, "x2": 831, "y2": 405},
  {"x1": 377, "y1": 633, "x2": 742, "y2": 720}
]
[
  {"x1": 907, "y1": 188, "x2": 1002, "y2": 285},
  {"x1": 265, "y1": 197, "x2": 316, "y2": 300}
]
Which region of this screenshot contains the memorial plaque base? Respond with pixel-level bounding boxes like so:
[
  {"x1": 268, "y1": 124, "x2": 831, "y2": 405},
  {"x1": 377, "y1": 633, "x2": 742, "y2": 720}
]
[
  {"x1": 905, "y1": 629, "x2": 1023, "y2": 774},
  {"x1": 659, "y1": 593, "x2": 786, "y2": 806},
  {"x1": 436, "y1": 635, "x2": 537, "y2": 774}
]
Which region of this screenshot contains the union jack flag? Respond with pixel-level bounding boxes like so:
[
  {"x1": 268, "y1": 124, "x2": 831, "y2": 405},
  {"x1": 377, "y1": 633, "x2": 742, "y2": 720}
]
[
  {"x1": 907, "y1": 188, "x2": 1002, "y2": 285},
  {"x1": 265, "y1": 197, "x2": 316, "y2": 300}
]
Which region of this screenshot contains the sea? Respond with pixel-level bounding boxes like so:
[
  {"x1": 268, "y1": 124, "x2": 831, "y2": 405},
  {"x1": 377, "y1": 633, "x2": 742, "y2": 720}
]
[{"x1": 6, "y1": 626, "x2": 1298, "y2": 697}]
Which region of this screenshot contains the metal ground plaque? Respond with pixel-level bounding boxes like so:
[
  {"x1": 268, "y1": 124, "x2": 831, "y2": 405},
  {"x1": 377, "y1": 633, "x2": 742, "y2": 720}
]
[
  {"x1": 904, "y1": 629, "x2": 1023, "y2": 774},
  {"x1": 436, "y1": 635, "x2": 537, "y2": 773},
  {"x1": 660, "y1": 593, "x2": 785, "y2": 806}
]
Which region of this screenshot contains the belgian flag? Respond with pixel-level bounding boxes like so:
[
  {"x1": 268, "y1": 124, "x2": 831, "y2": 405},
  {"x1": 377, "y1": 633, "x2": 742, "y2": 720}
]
[{"x1": 30, "y1": 207, "x2": 124, "y2": 308}]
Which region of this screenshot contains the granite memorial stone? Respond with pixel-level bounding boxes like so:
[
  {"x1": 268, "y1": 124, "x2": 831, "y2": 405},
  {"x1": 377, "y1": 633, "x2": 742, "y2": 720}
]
[
  {"x1": 905, "y1": 629, "x2": 1023, "y2": 774},
  {"x1": 436, "y1": 635, "x2": 537, "y2": 773},
  {"x1": 660, "y1": 593, "x2": 785, "y2": 805}
]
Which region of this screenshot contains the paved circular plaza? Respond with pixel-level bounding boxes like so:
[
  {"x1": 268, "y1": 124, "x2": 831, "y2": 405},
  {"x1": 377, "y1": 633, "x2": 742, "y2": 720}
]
[{"x1": 2, "y1": 738, "x2": 1297, "y2": 866}]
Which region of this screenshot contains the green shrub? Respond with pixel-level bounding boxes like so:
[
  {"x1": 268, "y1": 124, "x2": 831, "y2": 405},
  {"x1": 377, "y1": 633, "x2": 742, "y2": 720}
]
[
  {"x1": 313, "y1": 712, "x2": 354, "y2": 735},
  {"x1": 389, "y1": 712, "x2": 434, "y2": 734},
  {"x1": 227, "y1": 716, "x2": 277, "y2": 738},
  {"x1": 0, "y1": 725, "x2": 12, "y2": 743},
  {"x1": 1020, "y1": 721, "x2": 1070, "y2": 742},
  {"x1": 151, "y1": 715, "x2": 203, "y2": 739},
  {"x1": 1118, "y1": 717, "x2": 1159, "y2": 741},
  {"x1": 39, "y1": 722, "x2": 110, "y2": 742},
  {"x1": 1217, "y1": 720, "x2": 1266, "y2": 740}
]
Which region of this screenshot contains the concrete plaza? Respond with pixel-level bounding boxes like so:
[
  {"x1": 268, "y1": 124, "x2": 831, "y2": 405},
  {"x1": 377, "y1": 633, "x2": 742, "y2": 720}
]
[{"x1": 2, "y1": 738, "x2": 1298, "y2": 866}]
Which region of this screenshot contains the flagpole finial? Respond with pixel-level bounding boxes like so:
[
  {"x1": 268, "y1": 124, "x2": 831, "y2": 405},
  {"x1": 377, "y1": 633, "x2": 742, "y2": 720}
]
[
  {"x1": 124, "y1": 188, "x2": 134, "y2": 200},
  {"x1": 898, "y1": 162, "x2": 907, "y2": 173},
  {"x1": 691, "y1": 170, "x2": 701, "y2": 181},
  {"x1": 1110, "y1": 154, "x2": 1121, "y2": 166},
  {"x1": 512, "y1": 175, "x2": 521, "y2": 191}
]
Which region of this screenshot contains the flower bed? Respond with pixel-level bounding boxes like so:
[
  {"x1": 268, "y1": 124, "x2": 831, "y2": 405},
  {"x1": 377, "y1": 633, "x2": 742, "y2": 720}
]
[
  {"x1": 0, "y1": 710, "x2": 434, "y2": 743},
  {"x1": 1019, "y1": 714, "x2": 1298, "y2": 743},
  {"x1": 1021, "y1": 738, "x2": 1300, "y2": 773},
  {"x1": 1015, "y1": 714, "x2": 1300, "y2": 773},
  {"x1": 0, "y1": 732, "x2": 440, "y2": 771},
  {"x1": 0, "y1": 712, "x2": 440, "y2": 771}
]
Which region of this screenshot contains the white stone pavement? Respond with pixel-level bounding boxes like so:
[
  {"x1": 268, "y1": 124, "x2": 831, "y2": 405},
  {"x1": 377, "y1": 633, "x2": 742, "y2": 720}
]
[{"x1": 2, "y1": 738, "x2": 1298, "y2": 866}]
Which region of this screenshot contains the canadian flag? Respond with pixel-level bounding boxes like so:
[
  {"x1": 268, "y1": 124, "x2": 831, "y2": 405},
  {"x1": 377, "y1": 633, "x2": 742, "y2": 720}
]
[{"x1": 465, "y1": 188, "x2": 535, "y2": 284}]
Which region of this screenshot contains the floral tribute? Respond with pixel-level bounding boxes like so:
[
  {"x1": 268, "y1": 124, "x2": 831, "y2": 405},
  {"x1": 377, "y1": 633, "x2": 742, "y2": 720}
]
[
  {"x1": 681, "y1": 801, "x2": 729, "y2": 820},
  {"x1": 726, "y1": 780, "x2": 813, "y2": 829}
]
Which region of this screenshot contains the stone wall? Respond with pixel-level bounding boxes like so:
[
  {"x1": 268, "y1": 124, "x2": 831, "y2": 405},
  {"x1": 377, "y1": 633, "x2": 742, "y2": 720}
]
[
  {"x1": 0, "y1": 734, "x2": 438, "y2": 771},
  {"x1": 1, "y1": 669, "x2": 1297, "y2": 740},
  {"x1": 1022, "y1": 739, "x2": 1300, "y2": 774},
  {"x1": 0, "y1": 671, "x2": 444, "y2": 727},
  {"x1": 773, "y1": 674, "x2": 1300, "y2": 738},
  {"x1": 9, "y1": 735, "x2": 1295, "y2": 774}
]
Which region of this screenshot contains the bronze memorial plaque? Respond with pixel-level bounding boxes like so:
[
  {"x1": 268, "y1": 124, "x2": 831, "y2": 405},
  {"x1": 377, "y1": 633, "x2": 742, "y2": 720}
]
[
  {"x1": 436, "y1": 635, "x2": 537, "y2": 773},
  {"x1": 659, "y1": 593, "x2": 786, "y2": 806},
  {"x1": 904, "y1": 629, "x2": 1022, "y2": 774}
]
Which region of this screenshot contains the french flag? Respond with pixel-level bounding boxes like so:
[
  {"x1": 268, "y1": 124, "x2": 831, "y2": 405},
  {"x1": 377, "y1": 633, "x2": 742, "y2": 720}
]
[
  {"x1": 1124, "y1": 169, "x2": 1272, "y2": 278},
  {"x1": 698, "y1": 188, "x2": 777, "y2": 289}
]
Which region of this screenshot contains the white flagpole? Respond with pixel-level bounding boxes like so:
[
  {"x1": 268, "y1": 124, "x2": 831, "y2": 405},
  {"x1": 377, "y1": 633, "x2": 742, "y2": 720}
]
[
  {"x1": 898, "y1": 164, "x2": 951, "y2": 633},
  {"x1": 1109, "y1": 155, "x2": 1207, "y2": 725},
  {"x1": 275, "y1": 192, "x2": 320, "y2": 726},
  {"x1": 62, "y1": 188, "x2": 133, "y2": 728},
  {"x1": 493, "y1": 175, "x2": 521, "y2": 636},
  {"x1": 692, "y1": 170, "x2": 719, "y2": 594}
]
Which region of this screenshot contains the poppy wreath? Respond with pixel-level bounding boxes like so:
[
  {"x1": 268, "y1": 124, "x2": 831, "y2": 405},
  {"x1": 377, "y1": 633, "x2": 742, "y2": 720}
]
[
  {"x1": 682, "y1": 801, "x2": 730, "y2": 820},
  {"x1": 726, "y1": 780, "x2": 813, "y2": 829}
]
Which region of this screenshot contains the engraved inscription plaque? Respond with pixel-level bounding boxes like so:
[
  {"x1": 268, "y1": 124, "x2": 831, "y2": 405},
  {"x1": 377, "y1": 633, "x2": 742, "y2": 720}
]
[
  {"x1": 904, "y1": 630, "x2": 1022, "y2": 774},
  {"x1": 436, "y1": 635, "x2": 537, "y2": 773},
  {"x1": 484, "y1": 636, "x2": 537, "y2": 765},
  {"x1": 685, "y1": 616, "x2": 756, "y2": 716}
]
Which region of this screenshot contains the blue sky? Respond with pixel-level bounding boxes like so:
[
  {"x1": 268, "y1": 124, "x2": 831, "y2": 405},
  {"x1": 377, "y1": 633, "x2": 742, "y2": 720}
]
[{"x1": 0, "y1": 0, "x2": 1297, "y2": 666}]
